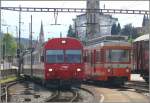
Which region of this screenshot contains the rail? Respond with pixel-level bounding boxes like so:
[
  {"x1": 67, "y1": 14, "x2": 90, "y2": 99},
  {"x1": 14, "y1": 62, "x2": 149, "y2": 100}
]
[
  {"x1": 0, "y1": 82, "x2": 18, "y2": 102},
  {"x1": 70, "y1": 89, "x2": 79, "y2": 102},
  {"x1": 1, "y1": 84, "x2": 6, "y2": 97},
  {"x1": 124, "y1": 81, "x2": 149, "y2": 92},
  {"x1": 44, "y1": 88, "x2": 80, "y2": 102},
  {"x1": 44, "y1": 90, "x2": 60, "y2": 102}
]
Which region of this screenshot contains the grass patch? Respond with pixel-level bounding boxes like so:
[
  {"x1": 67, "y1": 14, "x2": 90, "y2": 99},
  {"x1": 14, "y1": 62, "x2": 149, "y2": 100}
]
[{"x1": 0, "y1": 76, "x2": 17, "y2": 84}]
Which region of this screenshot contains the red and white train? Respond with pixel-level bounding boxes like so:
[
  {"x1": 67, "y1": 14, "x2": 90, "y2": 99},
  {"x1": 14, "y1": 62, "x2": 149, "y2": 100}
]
[
  {"x1": 22, "y1": 37, "x2": 85, "y2": 87},
  {"x1": 132, "y1": 34, "x2": 149, "y2": 83},
  {"x1": 84, "y1": 35, "x2": 131, "y2": 85}
]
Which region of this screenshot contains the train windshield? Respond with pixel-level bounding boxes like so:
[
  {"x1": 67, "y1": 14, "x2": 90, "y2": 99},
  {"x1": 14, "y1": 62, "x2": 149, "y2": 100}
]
[
  {"x1": 65, "y1": 50, "x2": 82, "y2": 63},
  {"x1": 46, "y1": 50, "x2": 64, "y2": 63},
  {"x1": 106, "y1": 49, "x2": 129, "y2": 62}
]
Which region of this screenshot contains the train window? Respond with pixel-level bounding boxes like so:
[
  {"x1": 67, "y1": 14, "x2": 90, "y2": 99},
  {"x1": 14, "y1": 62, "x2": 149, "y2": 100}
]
[
  {"x1": 65, "y1": 50, "x2": 82, "y2": 63},
  {"x1": 46, "y1": 50, "x2": 64, "y2": 63},
  {"x1": 106, "y1": 49, "x2": 129, "y2": 62}
]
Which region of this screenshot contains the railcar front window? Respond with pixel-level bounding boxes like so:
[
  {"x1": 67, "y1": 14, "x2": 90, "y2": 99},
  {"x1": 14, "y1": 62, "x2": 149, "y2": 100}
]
[
  {"x1": 106, "y1": 50, "x2": 129, "y2": 62},
  {"x1": 46, "y1": 50, "x2": 64, "y2": 63},
  {"x1": 66, "y1": 50, "x2": 82, "y2": 63}
]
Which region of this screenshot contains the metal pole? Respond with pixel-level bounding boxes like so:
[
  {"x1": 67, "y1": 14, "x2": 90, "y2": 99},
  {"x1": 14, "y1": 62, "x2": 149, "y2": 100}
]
[
  {"x1": 148, "y1": 14, "x2": 150, "y2": 86},
  {"x1": 18, "y1": 5, "x2": 21, "y2": 77},
  {"x1": 30, "y1": 15, "x2": 33, "y2": 78},
  {"x1": 5, "y1": 86, "x2": 7, "y2": 103},
  {"x1": 75, "y1": 21, "x2": 77, "y2": 38},
  {"x1": 60, "y1": 32, "x2": 62, "y2": 38},
  {"x1": 0, "y1": 0, "x2": 2, "y2": 102},
  {"x1": 16, "y1": 26, "x2": 18, "y2": 48},
  {"x1": 29, "y1": 23, "x2": 31, "y2": 49},
  {"x1": 6, "y1": 27, "x2": 8, "y2": 34}
]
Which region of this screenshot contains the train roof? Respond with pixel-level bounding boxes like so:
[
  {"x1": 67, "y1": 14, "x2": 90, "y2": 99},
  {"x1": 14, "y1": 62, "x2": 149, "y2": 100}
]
[
  {"x1": 44, "y1": 37, "x2": 83, "y2": 49},
  {"x1": 86, "y1": 35, "x2": 128, "y2": 46},
  {"x1": 85, "y1": 41, "x2": 131, "y2": 49},
  {"x1": 134, "y1": 34, "x2": 149, "y2": 42}
]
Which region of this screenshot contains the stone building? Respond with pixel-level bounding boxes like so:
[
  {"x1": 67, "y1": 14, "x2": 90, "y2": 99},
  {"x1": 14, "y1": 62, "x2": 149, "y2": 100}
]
[
  {"x1": 142, "y1": 15, "x2": 149, "y2": 34},
  {"x1": 72, "y1": 14, "x2": 118, "y2": 42},
  {"x1": 72, "y1": 0, "x2": 118, "y2": 42}
]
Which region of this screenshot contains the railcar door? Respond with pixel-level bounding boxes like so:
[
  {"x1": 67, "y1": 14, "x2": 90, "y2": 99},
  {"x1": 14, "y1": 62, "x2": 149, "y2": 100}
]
[{"x1": 90, "y1": 50, "x2": 96, "y2": 76}]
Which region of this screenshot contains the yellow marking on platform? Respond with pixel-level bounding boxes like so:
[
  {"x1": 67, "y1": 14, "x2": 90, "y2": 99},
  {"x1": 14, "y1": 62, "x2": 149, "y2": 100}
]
[{"x1": 0, "y1": 76, "x2": 17, "y2": 84}]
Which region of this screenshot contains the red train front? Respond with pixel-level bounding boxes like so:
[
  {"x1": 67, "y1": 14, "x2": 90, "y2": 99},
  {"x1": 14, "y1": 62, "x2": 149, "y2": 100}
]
[
  {"x1": 84, "y1": 35, "x2": 131, "y2": 85},
  {"x1": 43, "y1": 38, "x2": 85, "y2": 86},
  {"x1": 23, "y1": 37, "x2": 85, "y2": 87}
]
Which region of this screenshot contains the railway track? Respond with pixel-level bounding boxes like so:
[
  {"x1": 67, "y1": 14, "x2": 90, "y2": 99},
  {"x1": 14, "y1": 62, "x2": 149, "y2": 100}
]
[
  {"x1": 70, "y1": 89, "x2": 79, "y2": 102},
  {"x1": 0, "y1": 81, "x2": 18, "y2": 102},
  {"x1": 124, "y1": 81, "x2": 149, "y2": 93},
  {"x1": 45, "y1": 88, "x2": 80, "y2": 102},
  {"x1": 7, "y1": 80, "x2": 95, "y2": 102},
  {"x1": 44, "y1": 90, "x2": 59, "y2": 102},
  {"x1": 1, "y1": 84, "x2": 6, "y2": 98}
]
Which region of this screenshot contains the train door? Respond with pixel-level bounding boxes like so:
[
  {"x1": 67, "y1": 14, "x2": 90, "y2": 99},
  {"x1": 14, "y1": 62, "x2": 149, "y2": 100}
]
[
  {"x1": 103, "y1": 48, "x2": 113, "y2": 76},
  {"x1": 84, "y1": 50, "x2": 90, "y2": 77},
  {"x1": 90, "y1": 50, "x2": 96, "y2": 72}
]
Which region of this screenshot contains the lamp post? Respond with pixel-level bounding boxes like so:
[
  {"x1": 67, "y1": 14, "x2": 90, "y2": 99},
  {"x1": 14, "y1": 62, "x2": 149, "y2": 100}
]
[
  {"x1": 17, "y1": 5, "x2": 21, "y2": 77},
  {"x1": 28, "y1": 15, "x2": 33, "y2": 78}
]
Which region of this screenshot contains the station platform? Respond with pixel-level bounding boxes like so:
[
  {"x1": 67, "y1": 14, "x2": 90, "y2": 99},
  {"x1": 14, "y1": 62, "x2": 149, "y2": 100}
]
[{"x1": 130, "y1": 74, "x2": 144, "y2": 81}]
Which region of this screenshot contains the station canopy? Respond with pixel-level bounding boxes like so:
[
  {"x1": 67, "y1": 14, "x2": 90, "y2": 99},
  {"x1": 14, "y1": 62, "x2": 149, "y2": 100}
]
[{"x1": 134, "y1": 34, "x2": 149, "y2": 42}]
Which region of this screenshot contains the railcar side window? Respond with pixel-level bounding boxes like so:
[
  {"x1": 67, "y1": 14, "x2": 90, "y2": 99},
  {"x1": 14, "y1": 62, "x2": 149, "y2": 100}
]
[
  {"x1": 66, "y1": 50, "x2": 82, "y2": 63},
  {"x1": 46, "y1": 50, "x2": 64, "y2": 63},
  {"x1": 106, "y1": 49, "x2": 129, "y2": 62}
]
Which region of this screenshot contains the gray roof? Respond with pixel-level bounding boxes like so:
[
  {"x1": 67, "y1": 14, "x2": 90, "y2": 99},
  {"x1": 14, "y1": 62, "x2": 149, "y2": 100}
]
[{"x1": 134, "y1": 34, "x2": 149, "y2": 42}]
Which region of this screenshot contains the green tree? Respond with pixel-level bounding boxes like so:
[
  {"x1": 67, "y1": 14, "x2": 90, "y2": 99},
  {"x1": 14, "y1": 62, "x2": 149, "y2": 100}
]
[
  {"x1": 67, "y1": 25, "x2": 76, "y2": 38},
  {"x1": 117, "y1": 23, "x2": 121, "y2": 34},
  {"x1": 121, "y1": 24, "x2": 133, "y2": 37},
  {"x1": 121, "y1": 24, "x2": 140, "y2": 39},
  {"x1": 1, "y1": 33, "x2": 17, "y2": 59},
  {"x1": 142, "y1": 15, "x2": 146, "y2": 27},
  {"x1": 111, "y1": 23, "x2": 117, "y2": 35}
]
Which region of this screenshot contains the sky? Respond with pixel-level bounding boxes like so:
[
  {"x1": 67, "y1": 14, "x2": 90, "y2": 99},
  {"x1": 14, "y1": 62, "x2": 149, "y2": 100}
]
[{"x1": 1, "y1": 1, "x2": 149, "y2": 41}]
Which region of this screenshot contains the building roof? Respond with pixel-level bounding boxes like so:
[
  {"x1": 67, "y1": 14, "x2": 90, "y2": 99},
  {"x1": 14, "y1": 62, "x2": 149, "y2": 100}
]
[
  {"x1": 134, "y1": 34, "x2": 149, "y2": 42},
  {"x1": 76, "y1": 13, "x2": 118, "y2": 20},
  {"x1": 86, "y1": 35, "x2": 128, "y2": 46}
]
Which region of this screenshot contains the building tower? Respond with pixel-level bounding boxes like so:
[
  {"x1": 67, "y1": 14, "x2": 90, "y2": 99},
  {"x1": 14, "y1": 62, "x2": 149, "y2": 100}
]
[
  {"x1": 39, "y1": 20, "x2": 45, "y2": 45},
  {"x1": 142, "y1": 15, "x2": 149, "y2": 33},
  {"x1": 86, "y1": 0, "x2": 100, "y2": 39},
  {"x1": 38, "y1": 20, "x2": 45, "y2": 57}
]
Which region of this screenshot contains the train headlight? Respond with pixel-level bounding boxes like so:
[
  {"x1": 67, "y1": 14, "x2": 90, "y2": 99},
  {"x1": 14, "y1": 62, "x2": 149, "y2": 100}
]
[
  {"x1": 77, "y1": 68, "x2": 81, "y2": 72},
  {"x1": 48, "y1": 68, "x2": 53, "y2": 72},
  {"x1": 126, "y1": 69, "x2": 129, "y2": 73},
  {"x1": 107, "y1": 69, "x2": 111, "y2": 72},
  {"x1": 61, "y1": 40, "x2": 66, "y2": 44}
]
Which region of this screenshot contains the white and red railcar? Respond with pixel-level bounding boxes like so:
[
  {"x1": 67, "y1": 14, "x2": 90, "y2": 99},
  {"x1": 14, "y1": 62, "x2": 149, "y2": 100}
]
[
  {"x1": 132, "y1": 34, "x2": 149, "y2": 83},
  {"x1": 22, "y1": 37, "x2": 85, "y2": 86},
  {"x1": 84, "y1": 35, "x2": 131, "y2": 85}
]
